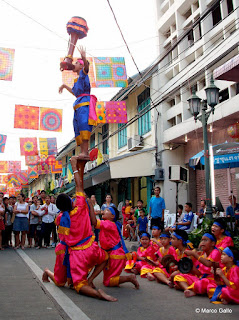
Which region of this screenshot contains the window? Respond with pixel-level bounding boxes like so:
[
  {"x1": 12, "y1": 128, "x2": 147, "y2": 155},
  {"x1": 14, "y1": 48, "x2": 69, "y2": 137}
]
[
  {"x1": 72, "y1": 149, "x2": 75, "y2": 156},
  {"x1": 212, "y1": 5, "x2": 222, "y2": 26},
  {"x1": 102, "y1": 124, "x2": 109, "y2": 154},
  {"x1": 137, "y1": 88, "x2": 151, "y2": 136},
  {"x1": 90, "y1": 133, "x2": 95, "y2": 149},
  {"x1": 227, "y1": 0, "x2": 233, "y2": 14},
  {"x1": 218, "y1": 88, "x2": 229, "y2": 103},
  {"x1": 118, "y1": 124, "x2": 127, "y2": 149}
]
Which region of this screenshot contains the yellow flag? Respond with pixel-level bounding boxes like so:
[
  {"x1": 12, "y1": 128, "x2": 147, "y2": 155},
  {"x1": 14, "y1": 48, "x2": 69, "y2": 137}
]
[
  {"x1": 96, "y1": 149, "x2": 103, "y2": 166},
  {"x1": 68, "y1": 168, "x2": 73, "y2": 184},
  {"x1": 50, "y1": 178, "x2": 55, "y2": 191}
]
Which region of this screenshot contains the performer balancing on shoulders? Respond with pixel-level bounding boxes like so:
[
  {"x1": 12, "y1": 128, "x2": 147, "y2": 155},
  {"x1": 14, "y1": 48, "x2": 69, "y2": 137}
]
[{"x1": 59, "y1": 46, "x2": 97, "y2": 160}]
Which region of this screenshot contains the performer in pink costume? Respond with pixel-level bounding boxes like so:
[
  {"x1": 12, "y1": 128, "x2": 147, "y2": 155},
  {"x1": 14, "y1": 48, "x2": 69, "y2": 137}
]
[
  {"x1": 42, "y1": 157, "x2": 117, "y2": 302},
  {"x1": 211, "y1": 218, "x2": 234, "y2": 252},
  {"x1": 175, "y1": 233, "x2": 221, "y2": 297},
  {"x1": 90, "y1": 206, "x2": 139, "y2": 289},
  {"x1": 208, "y1": 246, "x2": 239, "y2": 304}
]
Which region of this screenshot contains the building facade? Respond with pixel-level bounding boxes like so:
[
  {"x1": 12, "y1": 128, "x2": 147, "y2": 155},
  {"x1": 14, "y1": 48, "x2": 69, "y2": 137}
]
[{"x1": 154, "y1": 0, "x2": 239, "y2": 212}]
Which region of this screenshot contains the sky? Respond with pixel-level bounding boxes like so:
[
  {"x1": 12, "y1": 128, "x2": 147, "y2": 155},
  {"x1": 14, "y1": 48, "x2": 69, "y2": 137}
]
[{"x1": 0, "y1": 0, "x2": 158, "y2": 169}]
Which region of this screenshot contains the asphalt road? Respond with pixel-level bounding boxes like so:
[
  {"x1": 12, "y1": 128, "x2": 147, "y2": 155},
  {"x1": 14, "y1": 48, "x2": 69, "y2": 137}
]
[{"x1": 0, "y1": 245, "x2": 238, "y2": 320}]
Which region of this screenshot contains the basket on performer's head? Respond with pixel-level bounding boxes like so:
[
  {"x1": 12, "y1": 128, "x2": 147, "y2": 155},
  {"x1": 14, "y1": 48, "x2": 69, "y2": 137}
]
[{"x1": 67, "y1": 16, "x2": 89, "y2": 39}]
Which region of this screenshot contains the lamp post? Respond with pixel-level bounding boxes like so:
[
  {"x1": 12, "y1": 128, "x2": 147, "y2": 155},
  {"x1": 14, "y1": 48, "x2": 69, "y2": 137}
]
[{"x1": 187, "y1": 76, "x2": 219, "y2": 220}]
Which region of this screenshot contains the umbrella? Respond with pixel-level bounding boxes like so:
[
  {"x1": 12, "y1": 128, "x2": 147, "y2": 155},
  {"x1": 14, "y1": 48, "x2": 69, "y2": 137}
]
[{"x1": 189, "y1": 142, "x2": 239, "y2": 169}]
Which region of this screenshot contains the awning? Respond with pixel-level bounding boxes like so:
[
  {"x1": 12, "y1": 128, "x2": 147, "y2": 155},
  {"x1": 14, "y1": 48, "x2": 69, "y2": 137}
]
[
  {"x1": 64, "y1": 185, "x2": 75, "y2": 195},
  {"x1": 213, "y1": 53, "x2": 239, "y2": 82},
  {"x1": 189, "y1": 142, "x2": 239, "y2": 169}
]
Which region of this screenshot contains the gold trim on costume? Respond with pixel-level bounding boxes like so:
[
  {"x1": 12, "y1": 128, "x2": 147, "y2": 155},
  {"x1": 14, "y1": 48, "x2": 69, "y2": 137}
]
[
  {"x1": 75, "y1": 130, "x2": 91, "y2": 146},
  {"x1": 55, "y1": 249, "x2": 65, "y2": 256},
  {"x1": 88, "y1": 119, "x2": 97, "y2": 126},
  {"x1": 74, "y1": 280, "x2": 89, "y2": 292},
  {"x1": 109, "y1": 254, "x2": 126, "y2": 260},
  {"x1": 76, "y1": 192, "x2": 85, "y2": 197},
  {"x1": 174, "y1": 275, "x2": 188, "y2": 282},
  {"x1": 140, "y1": 268, "x2": 154, "y2": 276},
  {"x1": 109, "y1": 276, "x2": 120, "y2": 287},
  {"x1": 58, "y1": 225, "x2": 70, "y2": 235},
  {"x1": 71, "y1": 236, "x2": 95, "y2": 251},
  {"x1": 53, "y1": 276, "x2": 66, "y2": 287},
  {"x1": 95, "y1": 219, "x2": 101, "y2": 229},
  {"x1": 125, "y1": 252, "x2": 132, "y2": 260},
  {"x1": 73, "y1": 102, "x2": 90, "y2": 111}
]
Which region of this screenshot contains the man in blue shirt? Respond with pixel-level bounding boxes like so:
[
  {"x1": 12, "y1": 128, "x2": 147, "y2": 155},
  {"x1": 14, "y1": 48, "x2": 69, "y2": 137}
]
[
  {"x1": 226, "y1": 195, "x2": 239, "y2": 224},
  {"x1": 149, "y1": 186, "x2": 165, "y2": 229}
]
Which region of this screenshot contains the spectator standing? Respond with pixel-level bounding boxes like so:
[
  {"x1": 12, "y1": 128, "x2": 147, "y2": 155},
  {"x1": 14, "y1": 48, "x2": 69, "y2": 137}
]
[
  {"x1": 101, "y1": 194, "x2": 116, "y2": 213},
  {"x1": 13, "y1": 193, "x2": 29, "y2": 249},
  {"x1": 134, "y1": 200, "x2": 148, "y2": 220},
  {"x1": 3, "y1": 197, "x2": 13, "y2": 247},
  {"x1": 40, "y1": 195, "x2": 58, "y2": 248},
  {"x1": 50, "y1": 195, "x2": 58, "y2": 247},
  {"x1": 39, "y1": 190, "x2": 47, "y2": 205},
  {"x1": 29, "y1": 196, "x2": 39, "y2": 247},
  {"x1": 226, "y1": 195, "x2": 239, "y2": 226},
  {"x1": 0, "y1": 197, "x2": 5, "y2": 250},
  {"x1": 149, "y1": 187, "x2": 165, "y2": 229},
  {"x1": 91, "y1": 194, "x2": 101, "y2": 242}
]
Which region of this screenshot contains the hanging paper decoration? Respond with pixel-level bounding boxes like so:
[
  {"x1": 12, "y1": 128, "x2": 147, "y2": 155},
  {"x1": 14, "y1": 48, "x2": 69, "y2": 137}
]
[
  {"x1": 36, "y1": 163, "x2": 51, "y2": 175},
  {"x1": 96, "y1": 101, "x2": 106, "y2": 123},
  {"x1": 27, "y1": 165, "x2": 39, "y2": 179},
  {"x1": 96, "y1": 149, "x2": 104, "y2": 166},
  {"x1": 51, "y1": 160, "x2": 62, "y2": 173},
  {"x1": 18, "y1": 171, "x2": 28, "y2": 185},
  {"x1": 20, "y1": 138, "x2": 38, "y2": 156},
  {"x1": 8, "y1": 174, "x2": 21, "y2": 187},
  {"x1": 0, "y1": 185, "x2": 7, "y2": 193},
  {"x1": 0, "y1": 175, "x2": 9, "y2": 184},
  {"x1": 105, "y1": 101, "x2": 127, "y2": 123},
  {"x1": 61, "y1": 57, "x2": 95, "y2": 88},
  {"x1": 0, "y1": 48, "x2": 15, "y2": 81},
  {"x1": 0, "y1": 135, "x2": 7, "y2": 153},
  {"x1": 39, "y1": 138, "x2": 57, "y2": 155},
  {"x1": 25, "y1": 155, "x2": 40, "y2": 166},
  {"x1": 0, "y1": 161, "x2": 8, "y2": 173},
  {"x1": 46, "y1": 155, "x2": 56, "y2": 166},
  {"x1": 8, "y1": 161, "x2": 21, "y2": 174},
  {"x1": 40, "y1": 108, "x2": 62, "y2": 132},
  {"x1": 14, "y1": 105, "x2": 40, "y2": 130},
  {"x1": 94, "y1": 57, "x2": 128, "y2": 88}
]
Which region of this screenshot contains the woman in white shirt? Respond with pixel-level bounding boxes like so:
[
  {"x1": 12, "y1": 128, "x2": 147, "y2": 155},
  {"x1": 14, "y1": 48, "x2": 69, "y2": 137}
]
[
  {"x1": 13, "y1": 193, "x2": 29, "y2": 249},
  {"x1": 40, "y1": 195, "x2": 58, "y2": 248}
]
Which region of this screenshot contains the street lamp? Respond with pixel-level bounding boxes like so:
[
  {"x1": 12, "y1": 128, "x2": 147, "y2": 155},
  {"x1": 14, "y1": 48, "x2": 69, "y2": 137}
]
[{"x1": 187, "y1": 75, "x2": 219, "y2": 220}]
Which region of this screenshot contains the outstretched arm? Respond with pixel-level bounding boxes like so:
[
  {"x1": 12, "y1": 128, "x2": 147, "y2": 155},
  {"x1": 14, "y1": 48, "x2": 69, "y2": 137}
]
[
  {"x1": 59, "y1": 84, "x2": 74, "y2": 95},
  {"x1": 87, "y1": 198, "x2": 97, "y2": 227},
  {"x1": 79, "y1": 46, "x2": 89, "y2": 74}
]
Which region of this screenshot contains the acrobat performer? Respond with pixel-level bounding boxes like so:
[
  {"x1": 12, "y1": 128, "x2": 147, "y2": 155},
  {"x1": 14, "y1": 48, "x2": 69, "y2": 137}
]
[{"x1": 59, "y1": 47, "x2": 97, "y2": 160}]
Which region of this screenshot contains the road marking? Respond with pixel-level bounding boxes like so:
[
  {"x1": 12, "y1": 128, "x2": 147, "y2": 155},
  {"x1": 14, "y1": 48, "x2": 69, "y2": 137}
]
[{"x1": 17, "y1": 249, "x2": 91, "y2": 320}]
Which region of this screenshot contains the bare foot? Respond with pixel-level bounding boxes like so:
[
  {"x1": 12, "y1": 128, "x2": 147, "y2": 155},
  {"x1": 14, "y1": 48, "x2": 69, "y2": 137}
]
[
  {"x1": 98, "y1": 289, "x2": 118, "y2": 302},
  {"x1": 42, "y1": 268, "x2": 50, "y2": 282},
  {"x1": 146, "y1": 273, "x2": 155, "y2": 281},
  {"x1": 184, "y1": 289, "x2": 196, "y2": 298},
  {"x1": 129, "y1": 274, "x2": 140, "y2": 289},
  {"x1": 221, "y1": 299, "x2": 228, "y2": 305}
]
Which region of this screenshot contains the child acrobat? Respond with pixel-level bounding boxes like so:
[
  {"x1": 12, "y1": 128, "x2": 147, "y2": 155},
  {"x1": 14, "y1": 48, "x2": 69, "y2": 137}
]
[
  {"x1": 42, "y1": 156, "x2": 117, "y2": 302},
  {"x1": 59, "y1": 47, "x2": 97, "y2": 160},
  {"x1": 88, "y1": 203, "x2": 139, "y2": 289}
]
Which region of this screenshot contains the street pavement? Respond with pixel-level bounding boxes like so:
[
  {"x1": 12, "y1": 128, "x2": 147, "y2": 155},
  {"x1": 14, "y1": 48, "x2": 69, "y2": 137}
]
[{"x1": 0, "y1": 243, "x2": 238, "y2": 320}]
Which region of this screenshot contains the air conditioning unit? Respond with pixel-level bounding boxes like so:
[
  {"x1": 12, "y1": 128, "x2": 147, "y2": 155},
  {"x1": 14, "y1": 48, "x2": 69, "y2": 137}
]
[
  {"x1": 169, "y1": 165, "x2": 189, "y2": 183},
  {"x1": 154, "y1": 168, "x2": 164, "y2": 181},
  {"x1": 127, "y1": 135, "x2": 144, "y2": 151}
]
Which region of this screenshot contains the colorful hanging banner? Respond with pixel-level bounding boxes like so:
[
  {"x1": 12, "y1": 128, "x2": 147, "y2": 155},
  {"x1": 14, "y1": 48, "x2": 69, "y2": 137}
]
[
  {"x1": 51, "y1": 160, "x2": 62, "y2": 173},
  {"x1": 0, "y1": 134, "x2": 7, "y2": 153},
  {"x1": 8, "y1": 161, "x2": 21, "y2": 174},
  {"x1": 14, "y1": 105, "x2": 40, "y2": 130},
  {"x1": 96, "y1": 101, "x2": 106, "y2": 124},
  {"x1": 25, "y1": 155, "x2": 40, "y2": 166},
  {"x1": 94, "y1": 57, "x2": 128, "y2": 88},
  {"x1": 105, "y1": 101, "x2": 127, "y2": 123},
  {"x1": 0, "y1": 175, "x2": 9, "y2": 184},
  {"x1": 39, "y1": 138, "x2": 57, "y2": 155},
  {"x1": 40, "y1": 108, "x2": 62, "y2": 132},
  {"x1": 20, "y1": 138, "x2": 38, "y2": 156},
  {"x1": 27, "y1": 165, "x2": 39, "y2": 179},
  {"x1": 0, "y1": 48, "x2": 15, "y2": 81}
]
